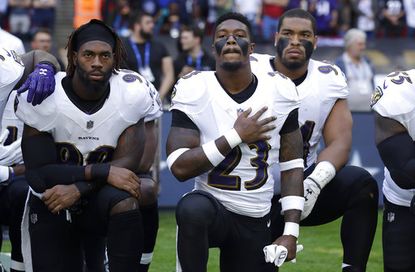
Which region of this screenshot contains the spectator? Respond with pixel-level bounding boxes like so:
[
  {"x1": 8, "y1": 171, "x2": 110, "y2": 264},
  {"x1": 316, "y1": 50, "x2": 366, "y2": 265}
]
[
  {"x1": 403, "y1": 0, "x2": 415, "y2": 37},
  {"x1": 234, "y1": 0, "x2": 262, "y2": 41},
  {"x1": 0, "y1": 27, "x2": 25, "y2": 54},
  {"x1": 337, "y1": 0, "x2": 355, "y2": 36},
  {"x1": 177, "y1": 0, "x2": 209, "y2": 31},
  {"x1": 122, "y1": 11, "x2": 175, "y2": 102},
  {"x1": 309, "y1": 0, "x2": 339, "y2": 36},
  {"x1": 354, "y1": 0, "x2": 377, "y2": 39},
  {"x1": 31, "y1": 0, "x2": 56, "y2": 32},
  {"x1": 73, "y1": 0, "x2": 102, "y2": 28},
  {"x1": 30, "y1": 28, "x2": 65, "y2": 70},
  {"x1": 107, "y1": 0, "x2": 133, "y2": 37},
  {"x1": 8, "y1": 0, "x2": 31, "y2": 41},
  {"x1": 379, "y1": 0, "x2": 405, "y2": 37},
  {"x1": 174, "y1": 25, "x2": 215, "y2": 80},
  {"x1": 335, "y1": 28, "x2": 374, "y2": 112},
  {"x1": 261, "y1": 0, "x2": 288, "y2": 42},
  {"x1": 0, "y1": 0, "x2": 6, "y2": 28}
]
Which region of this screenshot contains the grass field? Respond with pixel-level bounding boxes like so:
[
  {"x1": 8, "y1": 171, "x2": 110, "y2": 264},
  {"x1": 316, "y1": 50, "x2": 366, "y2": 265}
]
[
  {"x1": 150, "y1": 209, "x2": 383, "y2": 272},
  {"x1": 1, "y1": 210, "x2": 383, "y2": 271}
]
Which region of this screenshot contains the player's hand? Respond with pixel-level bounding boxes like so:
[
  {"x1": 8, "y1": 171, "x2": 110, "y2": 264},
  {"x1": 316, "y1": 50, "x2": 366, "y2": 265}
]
[
  {"x1": 42, "y1": 184, "x2": 81, "y2": 214},
  {"x1": 17, "y1": 62, "x2": 55, "y2": 106},
  {"x1": 0, "y1": 138, "x2": 22, "y2": 166},
  {"x1": 273, "y1": 235, "x2": 298, "y2": 262},
  {"x1": 107, "y1": 166, "x2": 141, "y2": 199},
  {"x1": 233, "y1": 107, "x2": 276, "y2": 144},
  {"x1": 301, "y1": 177, "x2": 321, "y2": 220}
]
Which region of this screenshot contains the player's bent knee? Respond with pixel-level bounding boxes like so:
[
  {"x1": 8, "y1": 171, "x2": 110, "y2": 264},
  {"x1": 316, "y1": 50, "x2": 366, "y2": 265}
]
[
  {"x1": 176, "y1": 191, "x2": 217, "y2": 226},
  {"x1": 139, "y1": 177, "x2": 158, "y2": 207},
  {"x1": 110, "y1": 197, "x2": 139, "y2": 215}
]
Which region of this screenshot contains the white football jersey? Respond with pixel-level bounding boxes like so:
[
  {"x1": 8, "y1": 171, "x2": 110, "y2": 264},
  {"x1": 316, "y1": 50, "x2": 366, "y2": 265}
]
[
  {"x1": 2, "y1": 91, "x2": 23, "y2": 142},
  {"x1": 371, "y1": 69, "x2": 415, "y2": 206},
  {"x1": 251, "y1": 53, "x2": 348, "y2": 169},
  {"x1": 16, "y1": 70, "x2": 154, "y2": 166},
  {"x1": 0, "y1": 47, "x2": 24, "y2": 130},
  {"x1": 170, "y1": 70, "x2": 300, "y2": 218}
]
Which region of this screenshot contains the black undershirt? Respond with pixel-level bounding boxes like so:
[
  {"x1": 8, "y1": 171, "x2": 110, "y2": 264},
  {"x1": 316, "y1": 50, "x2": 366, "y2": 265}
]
[
  {"x1": 269, "y1": 57, "x2": 308, "y2": 86},
  {"x1": 61, "y1": 76, "x2": 110, "y2": 114}
]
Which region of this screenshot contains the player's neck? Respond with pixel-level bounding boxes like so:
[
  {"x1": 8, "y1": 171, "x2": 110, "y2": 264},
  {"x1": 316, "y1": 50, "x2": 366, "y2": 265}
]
[
  {"x1": 273, "y1": 56, "x2": 308, "y2": 81},
  {"x1": 216, "y1": 65, "x2": 253, "y2": 94}
]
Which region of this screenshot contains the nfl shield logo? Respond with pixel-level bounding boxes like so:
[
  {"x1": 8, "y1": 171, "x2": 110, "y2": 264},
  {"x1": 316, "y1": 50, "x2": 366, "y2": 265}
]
[{"x1": 86, "y1": 120, "x2": 94, "y2": 129}]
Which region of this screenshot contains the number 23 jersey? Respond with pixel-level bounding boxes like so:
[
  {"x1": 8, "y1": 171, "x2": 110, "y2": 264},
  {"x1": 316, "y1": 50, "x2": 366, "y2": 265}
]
[
  {"x1": 15, "y1": 70, "x2": 154, "y2": 165},
  {"x1": 171, "y1": 70, "x2": 300, "y2": 218},
  {"x1": 372, "y1": 69, "x2": 415, "y2": 206}
]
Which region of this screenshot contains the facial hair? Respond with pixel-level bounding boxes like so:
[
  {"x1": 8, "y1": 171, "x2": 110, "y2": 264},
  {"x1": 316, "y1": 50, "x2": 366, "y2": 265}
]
[
  {"x1": 140, "y1": 29, "x2": 152, "y2": 40},
  {"x1": 75, "y1": 60, "x2": 112, "y2": 92},
  {"x1": 276, "y1": 37, "x2": 314, "y2": 70}
]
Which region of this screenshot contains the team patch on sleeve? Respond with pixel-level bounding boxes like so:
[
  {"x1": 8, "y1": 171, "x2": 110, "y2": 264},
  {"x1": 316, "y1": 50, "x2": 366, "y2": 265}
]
[
  {"x1": 370, "y1": 86, "x2": 383, "y2": 107},
  {"x1": 318, "y1": 64, "x2": 339, "y2": 75},
  {"x1": 122, "y1": 74, "x2": 142, "y2": 83}
]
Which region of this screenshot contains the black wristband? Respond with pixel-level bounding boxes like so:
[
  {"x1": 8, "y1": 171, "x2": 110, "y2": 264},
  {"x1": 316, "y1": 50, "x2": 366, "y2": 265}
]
[
  {"x1": 91, "y1": 163, "x2": 111, "y2": 184},
  {"x1": 74, "y1": 181, "x2": 95, "y2": 196}
]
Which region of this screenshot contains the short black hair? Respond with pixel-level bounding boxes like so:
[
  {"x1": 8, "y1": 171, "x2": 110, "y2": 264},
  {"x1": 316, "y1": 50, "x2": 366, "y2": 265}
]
[
  {"x1": 277, "y1": 8, "x2": 317, "y2": 35},
  {"x1": 214, "y1": 12, "x2": 252, "y2": 39},
  {"x1": 180, "y1": 25, "x2": 204, "y2": 42},
  {"x1": 129, "y1": 10, "x2": 153, "y2": 29}
]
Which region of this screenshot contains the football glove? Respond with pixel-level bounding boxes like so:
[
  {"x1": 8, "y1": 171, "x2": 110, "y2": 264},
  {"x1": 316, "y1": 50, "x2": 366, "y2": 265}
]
[{"x1": 17, "y1": 62, "x2": 55, "y2": 106}]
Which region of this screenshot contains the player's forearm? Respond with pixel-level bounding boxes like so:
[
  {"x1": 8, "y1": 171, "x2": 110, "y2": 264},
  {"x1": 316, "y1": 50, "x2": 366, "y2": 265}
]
[
  {"x1": 317, "y1": 140, "x2": 350, "y2": 171},
  {"x1": 168, "y1": 136, "x2": 233, "y2": 181}
]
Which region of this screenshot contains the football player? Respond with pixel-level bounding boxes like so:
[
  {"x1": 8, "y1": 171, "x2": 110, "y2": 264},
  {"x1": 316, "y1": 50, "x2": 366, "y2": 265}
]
[
  {"x1": 166, "y1": 12, "x2": 304, "y2": 271},
  {"x1": 250, "y1": 8, "x2": 379, "y2": 272},
  {"x1": 0, "y1": 46, "x2": 59, "y2": 272},
  {"x1": 372, "y1": 70, "x2": 415, "y2": 272},
  {"x1": 16, "y1": 20, "x2": 154, "y2": 272}
]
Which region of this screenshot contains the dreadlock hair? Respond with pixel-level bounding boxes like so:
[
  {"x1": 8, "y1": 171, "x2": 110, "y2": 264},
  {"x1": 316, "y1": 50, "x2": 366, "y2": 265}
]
[
  {"x1": 66, "y1": 19, "x2": 126, "y2": 77},
  {"x1": 214, "y1": 12, "x2": 253, "y2": 41}
]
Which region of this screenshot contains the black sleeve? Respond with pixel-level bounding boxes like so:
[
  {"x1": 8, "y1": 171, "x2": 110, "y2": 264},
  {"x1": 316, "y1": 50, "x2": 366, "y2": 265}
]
[
  {"x1": 171, "y1": 109, "x2": 199, "y2": 130},
  {"x1": 280, "y1": 108, "x2": 299, "y2": 135},
  {"x1": 22, "y1": 132, "x2": 88, "y2": 193},
  {"x1": 377, "y1": 132, "x2": 415, "y2": 189}
]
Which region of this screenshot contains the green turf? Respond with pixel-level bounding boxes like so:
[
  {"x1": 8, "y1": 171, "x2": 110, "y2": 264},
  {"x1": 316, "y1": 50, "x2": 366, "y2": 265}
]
[
  {"x1": 0, "y1": 210, "x2": 383, "y2": 271},
  {"x1": 150, "y1": 210, "x2": 383, "y2": 272}
]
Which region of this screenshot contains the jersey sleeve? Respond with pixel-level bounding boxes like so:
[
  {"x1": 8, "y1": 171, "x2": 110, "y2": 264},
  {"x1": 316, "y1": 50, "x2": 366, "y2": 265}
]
[
  {"x1": 0, "y1": 47, "x2": 24, "y2": 100},
  {"x1": 14, "y1": 85, "x2": 58, "y2": 132},
  {"x1": 372, "y1": 70, "x2": 415, "y2": 121},
  {"x1": 271, "y1": 72, "x2": 301, "y2": 115},
  {"x1": 144, "y1": 82, "x2": 163, "y2": 122},
  {"x1": 116, "y1": 71, "x2": 155, "y2": 123},
  {"x1": 315, "y1": 61, "x2": 349, "y2": 100},
  {"x1": 170, "y1": 71, "x2": 210, "y2": 118}
]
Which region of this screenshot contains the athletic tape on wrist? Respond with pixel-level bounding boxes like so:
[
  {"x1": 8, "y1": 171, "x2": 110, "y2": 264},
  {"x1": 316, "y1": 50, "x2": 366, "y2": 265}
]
[
  {"x1": 0, "y1": 166, "x2": 9, "y2": 182},
  {"x1": 279, "y1": 195, "x2": 305, "y2": 212},
  {"x1": 224, "y1": 128, "x2": 242, "y2": 149},
  {"x1": 166, "y1": 148, "x2": 190, "y2": 170},
  {"x1": 307, "y1": 161, "x2": 336, "y2": 189},
  {"x1": 279, "y1": 158, "x2": 304, "y2": 171},
  {"x1": 202, "y1": 140, "x2": 225, "y2": 166},
  {"x1": 283, "y1": 222, "x2": 299, "y2": 238}
]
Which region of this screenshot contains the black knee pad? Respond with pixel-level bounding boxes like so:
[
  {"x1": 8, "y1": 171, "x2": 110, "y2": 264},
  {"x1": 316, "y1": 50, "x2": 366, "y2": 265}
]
[{"x1": 176, "y1": 190, "x2": 218, "y2": 227}]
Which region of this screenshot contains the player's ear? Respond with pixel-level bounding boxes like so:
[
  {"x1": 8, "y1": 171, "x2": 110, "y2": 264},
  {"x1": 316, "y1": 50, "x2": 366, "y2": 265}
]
[
  {"x1": 313, "y1": 35, "x2": 318, "y2": 50},
  {"x1": 249, "y1": 42, "x2": 255, "y2": 55},
  {"x1": 274, "y1": 32, "x2": 279, "y2": 47}
]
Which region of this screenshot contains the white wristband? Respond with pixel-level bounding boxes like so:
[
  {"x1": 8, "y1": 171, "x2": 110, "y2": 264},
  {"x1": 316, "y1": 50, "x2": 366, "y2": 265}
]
[
  {"x1": 283, "y1": 222, "x2": 299, "y2": 238},
  {"x1": 0, "y1": 165, "x2": 9, "y2": 183},
  {"x1": 279, "y1": 195, "x2": 305, "y2": 213},
  {"x1": 308, "y1": 161, "x2": 336, "y2": 189},
  {"x1": 224, "y1": 128, "x2": 242, "y2": 149},
  {"x1": 279, "y1": 158, "x2": 304, "y2": 171},
  {"x1": 202, "y1": 140, "x2": 225, "y2": 166},
  {"x1": 166, "y1": 148, "x2": 190, "y2": 170}
]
